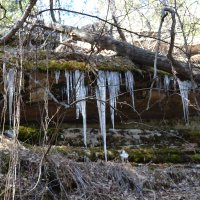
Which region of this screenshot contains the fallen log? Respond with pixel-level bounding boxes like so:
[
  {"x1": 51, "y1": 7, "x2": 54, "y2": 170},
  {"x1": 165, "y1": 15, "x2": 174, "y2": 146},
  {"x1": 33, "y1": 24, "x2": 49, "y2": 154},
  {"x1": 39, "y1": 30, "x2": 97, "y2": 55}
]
[{"x1": 34, "y1": 20, "x2": 200, "y2": 82}]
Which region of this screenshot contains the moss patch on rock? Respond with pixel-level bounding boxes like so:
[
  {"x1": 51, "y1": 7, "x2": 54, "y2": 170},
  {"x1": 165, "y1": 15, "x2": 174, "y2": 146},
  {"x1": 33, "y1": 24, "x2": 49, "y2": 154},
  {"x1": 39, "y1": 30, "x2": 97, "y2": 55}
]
[
  {"x1": 18, "y1": 125, "x2": 40, "y2": 143},
  {"x1": 18, "y1": 125, "x2": 63, "y2": 145},
  {"x1": 48, "y1": 145, "x2": 200, "y2": 164},
  {"x1": 191, "y1": 153, "x2": 200, "y2": 161},
  {"x1": 24, "y1": 59, "x2": 137, "y2": 72}
]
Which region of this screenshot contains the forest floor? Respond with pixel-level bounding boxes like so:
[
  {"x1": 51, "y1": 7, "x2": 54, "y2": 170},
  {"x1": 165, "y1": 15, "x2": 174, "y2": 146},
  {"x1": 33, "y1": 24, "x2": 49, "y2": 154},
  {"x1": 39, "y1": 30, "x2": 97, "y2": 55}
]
[{"x1": 0, "y1": 136, "x2": 200, "y2": 200}]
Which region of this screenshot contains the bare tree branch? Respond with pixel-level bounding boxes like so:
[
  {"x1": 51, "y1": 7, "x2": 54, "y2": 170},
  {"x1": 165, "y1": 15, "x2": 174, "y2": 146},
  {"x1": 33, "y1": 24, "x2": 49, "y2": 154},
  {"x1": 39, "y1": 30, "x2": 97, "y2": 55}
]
[
  {"x1": 153, "y1": 7, "x2": 168, "y2": 79},
  {"x1": 0, "y1": 0, "x2": 37, "y2": 45},
  {"x1": 37, "y1": 8, "x2": 184, "y2": 50},
  {"x1": 0, "y1": 3, "x2": 7, "y2": 20},
  {"x1": 165, "y1": 7, "x2": 176, "y2": 61}
]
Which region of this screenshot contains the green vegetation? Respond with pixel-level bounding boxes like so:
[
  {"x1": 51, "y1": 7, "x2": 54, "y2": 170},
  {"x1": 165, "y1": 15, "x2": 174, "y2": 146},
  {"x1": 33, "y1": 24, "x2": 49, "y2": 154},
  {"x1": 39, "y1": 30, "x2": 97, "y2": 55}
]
[
  {"x1": 191, "y1": 153, "x2": 200, "y2": 161},
  {"x1": 18, "y1": 126, "x2": 61, "y2": 145},
  {"x1": 0, "y1": 0, "x2": 30, "y2": 35},
  {"x1": 18, "y1": 125, "x2": 40, "y2": 143},
  {"x1": 24, "y1": 59, "x2": 138, "y2": 72},
  {"x1": 1, "y1": 125, "x2": 39, "y2": 144},
  {"x1": 44, "y1": 145, "x2": 199, "y2": 164},
  {"x1": 190, "y1": 130, "x2": 200, "y2": 136}
]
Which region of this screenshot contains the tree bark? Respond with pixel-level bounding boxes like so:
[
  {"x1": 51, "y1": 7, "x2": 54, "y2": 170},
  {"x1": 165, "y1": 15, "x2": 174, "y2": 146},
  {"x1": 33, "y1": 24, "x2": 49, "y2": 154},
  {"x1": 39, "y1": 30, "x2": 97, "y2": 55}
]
[{"x1": 110, "y1": 0, "x2": 127, "y2": 41}]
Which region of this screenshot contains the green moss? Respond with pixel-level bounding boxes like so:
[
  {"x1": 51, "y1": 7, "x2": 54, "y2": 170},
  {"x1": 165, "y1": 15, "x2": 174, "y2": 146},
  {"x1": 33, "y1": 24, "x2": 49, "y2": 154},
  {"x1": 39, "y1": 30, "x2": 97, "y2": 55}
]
[
  {"x1": 98, "y1": 65, "x2": 126, "y2": 72},
  {"x1": 18, "y1": 126, "x2": 62, "y2": 145},
  {"x1": 24, "y1": 60, "x2": 89, "y2": 71},
  {"x1": 89, "y1": 147, "x2": 105, "y2": 160},
  {"x1": 165, "y1": 154, "x2": 182, "y2": 163},
  {"x1": 18, "y1": 125, "x2": 39, "y2": 143},
  {"x1": 126, "y1": 148, "x2": 154, "y2": 163},
  {"x1": 153, "y1": 148, "x2": 184, "y2": 163},
  {"x1": 22, "y1": 141, "x2": 200, "y2": 164},
  {"x1": 191, "y1": 153, "x2": 200, "y2": 161},
  {"x1": 120, "y1": 147, "x2": 192, "y2": 163},
  {"x1": 48, "y1": 60, "x2": 88, "y2": 71},
  {"x1": 21, "y1": 58, "x2": 144, "y2": 72},
  {"x1": 54, "y1": 146, "x2": 70, "y2": 155},
  {"x1": 159, "y1": 148, "x2": 180, "y2": 154},
  {"x1": 190, "y1": 130, "x2": 200, "y2": 136}
]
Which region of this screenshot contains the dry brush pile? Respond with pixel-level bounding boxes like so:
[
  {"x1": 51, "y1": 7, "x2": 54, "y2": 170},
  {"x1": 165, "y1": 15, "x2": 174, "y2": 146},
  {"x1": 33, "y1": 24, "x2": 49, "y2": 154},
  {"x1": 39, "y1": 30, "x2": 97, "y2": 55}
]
[{"x1": 0, "y1": 139, "x2": 200, "y2": 200}]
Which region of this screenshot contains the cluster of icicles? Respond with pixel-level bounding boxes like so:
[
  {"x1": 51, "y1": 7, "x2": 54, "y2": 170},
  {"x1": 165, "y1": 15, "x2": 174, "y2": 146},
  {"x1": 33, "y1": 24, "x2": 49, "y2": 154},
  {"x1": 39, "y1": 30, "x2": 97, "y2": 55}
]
[
  {"x1": 55, "y1": 70, "x2": 135, "y2": 161},
  {"x1": 3, "y1": 65, "x2": 15, "y2": 128},
  {"x1": 55, "y1": 71, "x2": 193, "y2": 161},
  {"x1": 4, "y1": 67, "x2": 193, "y2": 161}
]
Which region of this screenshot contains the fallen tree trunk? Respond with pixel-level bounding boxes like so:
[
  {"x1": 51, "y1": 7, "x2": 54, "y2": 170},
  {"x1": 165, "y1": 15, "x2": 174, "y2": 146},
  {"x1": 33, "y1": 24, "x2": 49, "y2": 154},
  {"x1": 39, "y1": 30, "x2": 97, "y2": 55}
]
[{"x1": 33, "y1": 20, "x2": 200, "y2": 82}]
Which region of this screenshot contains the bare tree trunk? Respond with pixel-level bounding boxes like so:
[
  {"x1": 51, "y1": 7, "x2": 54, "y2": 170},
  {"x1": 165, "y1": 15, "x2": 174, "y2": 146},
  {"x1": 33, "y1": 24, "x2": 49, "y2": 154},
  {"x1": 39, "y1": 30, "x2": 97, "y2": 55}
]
[{"x1": 110, "y1": 0, "x2": 127, "y2": 41}]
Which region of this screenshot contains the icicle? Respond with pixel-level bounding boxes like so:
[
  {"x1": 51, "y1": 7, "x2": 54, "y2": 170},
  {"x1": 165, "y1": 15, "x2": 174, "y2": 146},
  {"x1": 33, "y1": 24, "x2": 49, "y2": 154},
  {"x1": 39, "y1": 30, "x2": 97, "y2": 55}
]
[
  {"x1": 61, "y1": 86, "x2": 65, "y2": 100},
  {"x1": 3, "y1": 63, "x2": 7, "y2": 90},
  {"x1": 156, "y1": 77, "x2": 161, "y2": 90},
  {"x1": 70, "y1": 71, "x2": 73, "y2": 100},
  {"x1": 55, "y1": 70, "x2": 60, "y2": 84},
  {"x1": 177, "y1": 79, "x2": 191, "y2": 123},
  {"x1": 75, "y1": 70, "x2": 81, "y2": 119},
  {"x1": 119, "y1": 72, "x2": 123, "y2": 85},
  {"x1": 64, "y1": 70, "x2": 70, "y2": 104},
  {"x1": 164, "y1": 75, "x2": 170, "y2": 92},
  {"x1": 6, "y1": 68, "x2": 15, "y2": 127},
  {"x1": 60, "y1": 33, "x2": 63, "y2": 43},
  {"x1": 29, "y1": 76, "x2": 32, "y2": 103},
  {"x1": 64, "y1": 70, "x2": 74, "y2": 104},
  {"x1": 96, "y1": 71, "x2": 107, "y2": 161},
  {"x1": 125, "y1": 71, "x2": 135, "y2": 109},
  {"x1": 74, "y1": 70, "x2": 87, "y2": 146},
  {"x1": 106, "y1": 71, "x2": 120, "y2": 129}
]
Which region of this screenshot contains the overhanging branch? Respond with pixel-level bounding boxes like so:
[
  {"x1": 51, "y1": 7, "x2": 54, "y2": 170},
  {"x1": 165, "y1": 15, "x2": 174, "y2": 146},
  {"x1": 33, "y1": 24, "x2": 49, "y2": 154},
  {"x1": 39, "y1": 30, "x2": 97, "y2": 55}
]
[{"x1": 0, "y1": 0, "x2": 37, "y2": 45}]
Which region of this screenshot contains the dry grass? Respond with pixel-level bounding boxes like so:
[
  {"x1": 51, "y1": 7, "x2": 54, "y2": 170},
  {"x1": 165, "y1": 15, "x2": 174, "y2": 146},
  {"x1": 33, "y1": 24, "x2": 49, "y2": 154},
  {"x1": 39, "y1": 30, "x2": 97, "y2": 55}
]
[{"x1": 0, "y1": 140, "x2": 200, "y2": 200}]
